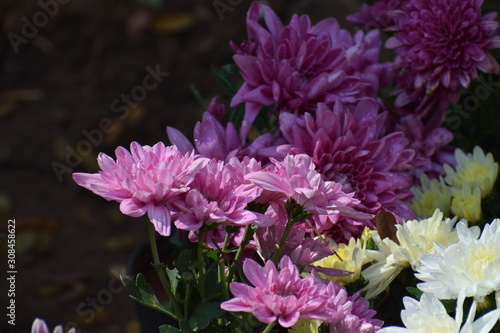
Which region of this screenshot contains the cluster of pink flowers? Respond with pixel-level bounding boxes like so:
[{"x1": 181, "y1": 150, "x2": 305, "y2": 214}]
[
  {"x1": 221, "y1": 256, "x2": 382, "y2": 331},
  {"x1": 67, "y1": 0, "x2": 500, "y2": 331}
]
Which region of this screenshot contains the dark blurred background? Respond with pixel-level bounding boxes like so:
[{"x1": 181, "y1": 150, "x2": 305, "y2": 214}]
[{"x1": 0, "y1": 0, "x2": 365, "y2": 332}]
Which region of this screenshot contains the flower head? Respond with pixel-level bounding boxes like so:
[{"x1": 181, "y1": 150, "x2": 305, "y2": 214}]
[
  {"x1": 246, "y1": 154, "x2": 361, "y2": 218},
  {"x1": 394, "y1": 114, "x2": 456, "y2": 180},
  {"x1": 167, "y1": 96, "x2": 242, "y2": 161},
  {"x1": 416, "y1": 219, "x2": 500, "y2": 301},
  {"x1": 270, "y1": 100, "x2": 416, "y2": 241},
  {"x1": 314, "y1": 237, "x2": 368, "y2": 285},
  {"x1": 410, "y1": 174, "x2": 453, "y2": 218},
  {"x1": 172, "y1": 157, "x2": 274, "y2": 234},
  {"x1": 313, "y1": 275, "x2": 383, "y2": 332},
  {"x1": 31, "y1": 318, "x2": 75, "y2": 333},
  {"x1": 362, "y1": 209, "x2": 458, "y2": 299},
  {"x1": 221, "y1": 256, "x2": 333, "y2": 327},
  {"x1": 230, "y1": 1, "x2": 392, "y2": 140},
  {"x1": 451, "y1": 185, "x2": 482, "y2": 224},
  {"x1": 347, "y1": 0, "x2": 403, "y2": 30},
  {"x1": 444, "y1": 146, "x2": 499, "y2": 199},
  {"x1": 386, "y1": 0, "x2": 500, "y2": 116},
  {"x1": 73, "y1": 142, "x2": 208, "y2": 236},
  {"x1": 379, "y1": 293, "x2": 500, "y2": 333}
]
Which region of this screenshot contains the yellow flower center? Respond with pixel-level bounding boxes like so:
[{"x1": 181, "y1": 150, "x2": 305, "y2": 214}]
[{"x1": 469, "y1": 244, "x2": 500, "y2": 280}]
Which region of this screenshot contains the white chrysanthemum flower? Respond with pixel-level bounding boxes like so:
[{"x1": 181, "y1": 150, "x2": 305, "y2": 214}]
[
  {"x1": 451, "y1": 185, "x2": 482, "y2": 224},
  {"x1": 411, "y1": 174, "x2": 452, "y2": 218},
  {"x1": 315, "y1": 237, "x2": 369, "y2": 285},
  {"x1": 379, "y1": 293, "x2": 500, "y2": 333},
  {"x1": 416, "y1": 219, "x2": 500, "y2": 301},
  {"x1": 361, "y1": 229, "x2": 408, "y2": 299},
  {"x1": 397, "y1": 209, "x2": 459, "y2": 270},
  {"x1": 362, "y1": 209, "x2": 459, "y2": 299},
  {"x1": 444, "y1": 146, "x2": 499, "y2": 199}
]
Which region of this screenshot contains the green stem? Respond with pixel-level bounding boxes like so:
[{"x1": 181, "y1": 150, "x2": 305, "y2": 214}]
[
  {"x1": 261, "y1": 321, "x2": 277, "y2": 333},
  {"x1": 220, "y1": 232, "x2": 232, "y2": 299},
  {"x1": 147, "y1": 223, "x2": 183, "y2": 321},
  {"x1": 227, "y1": 224, "x2": 253, "y2": 284},
  {"x1": 271, "y1": 217, "x2": 297, "y2": 265},
  {"x1": 197, "y1": 228, "x2": 207, "y2": 299}
]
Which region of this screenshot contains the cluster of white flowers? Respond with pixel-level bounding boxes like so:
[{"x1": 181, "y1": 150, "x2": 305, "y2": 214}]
[{"x1": 359, "y1": 210, "x2": 500, "y2": 332}]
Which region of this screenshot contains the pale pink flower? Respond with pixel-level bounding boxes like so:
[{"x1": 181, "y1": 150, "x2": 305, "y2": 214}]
[
  {"x1": 221, "y1": 256, "x2": 333, "y2": 327},
  {"x1": 73, "y1": 142, "x2": 208, "y2": 236},
  {"x1": 246, "y1": 154, "x2": 364, "y2": 218},
  {"x1": 171, "y1": 157, "x2": 274, "y2": 233},
  {"x1": 31, "y1": 318, "x2": 75, "y2": 333}
]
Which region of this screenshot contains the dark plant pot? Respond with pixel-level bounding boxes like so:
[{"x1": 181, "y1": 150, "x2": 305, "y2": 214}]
[{"x1": 127, "y1": 236, "x2": 179, "y2": 333}]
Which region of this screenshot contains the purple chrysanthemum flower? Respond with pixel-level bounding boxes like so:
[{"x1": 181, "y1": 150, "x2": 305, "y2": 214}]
[
  {"x1": 167, "y1": 97, "x2": 242, "y2": 161},
  {"x1": 347, "y1": 0, "x2": 403, "y2": 30},
  {"x1": 394, "y1": 114, "x2": 456, "y2": 180},
  {"x1": 221, "y1": 256, "x2": 337, "y2": 327},
  {"x1": 230, "y1": 1, "x2": 393, "y2": 140},
  {"x1": 73, "y1": 142, "x2": 208, "y2": 236},
  {"x1": 31, "y1": 318, "x2": 75, "y2": 333},
  {"x1": 386, "y1": 0, "x2": 500, "y2": 118},
  {"x1": 171, "y1": 157, "x2": 274, "y2": 234},
  {"x1": 271, "y1": 100, "x2": 417, "y2": 241}
]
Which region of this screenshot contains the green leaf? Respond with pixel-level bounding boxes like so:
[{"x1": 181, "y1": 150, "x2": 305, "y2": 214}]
[
  {"x1": 206, "y1": 249, "x2": 218, "y2": 261},
  {"x1": 120, "y1": 273, "x2": 172, "y2": 317},
  {"x1": 175, "y1": 249, "x2": 193, "y2": 273},
  {"x1": 159, "y1": 325, "x2": 181, "y2": 333},
  {"x1": 211, "y1": 66, "x2": 237, "y2": 94},
  {"x1": 166, "y1": 267, "x2": 180, "y2": 296},
  {"x1": 406, "y1": 287, "x2": 423, "y2": 299},
  {"x1": 189, "y1": 300, "x2": 225, "y2": 331}
]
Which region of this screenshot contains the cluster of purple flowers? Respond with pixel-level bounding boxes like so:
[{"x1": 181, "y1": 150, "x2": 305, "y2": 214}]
[{"x1": 71, "y1": 0, "x2": 500, "y2": 331}]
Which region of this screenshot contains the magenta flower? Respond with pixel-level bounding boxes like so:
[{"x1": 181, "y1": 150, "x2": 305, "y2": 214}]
[
  {"x1": 171, "y1": 157, "x2": 274, "y2": 233},
  {"x1": 347, "y1": 0, "x2": 403, "y2": 30},
  {"x1": 386, "y1": 0, "x2": 500, "y2": 117},
  {"x1": 394, "y1": 114, "x2": 456, "y2": 180},
  {"x1": 272, "y1": 100, "x2": 416, "y2": 241},
  {"x1": 230, "y1": 1, "x2": 392, "y2": 140},
  {"x1": 73, "y1": 142, "x2": 208, "y2": 236},
  {"x1": 246, "y1": 154, "x2": 364, "y2": 219},
  {"x1": 221, "y1": 256, "x2": 334, "y2": 327},
  {"x1": 31, "y1": 318, "x2": 75, "y2": 333},
  {"x1": 167, "y1": 97, "x2": 242, "y2": 160},
  {"x1": 289, "y1": 237, "x2": 334, "y2": 268}
]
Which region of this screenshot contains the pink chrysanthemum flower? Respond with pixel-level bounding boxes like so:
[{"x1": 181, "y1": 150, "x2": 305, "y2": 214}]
[
  {"x1": 73, "y1": 142, "x2": 208, "y2": 236},
  {"x1": 167, "y1": 97, "x2": 242, "y2": 161},
  {"x1": 272, "y1": 101, "x2": 416, "y2": 241},
  {"x1": 171, "y1": 157, "x2": 274, "y2": 234},
  {"x1": 221, "y1": 256, "x2": 336, "y2": 327},
  {"x1": 386, "y1": 0, "x2": 500, "y2": 117},
  {"x1": 347, "y1": 0, "x2": 403, "y2": 30},
  {"x1": 230, "y1": 1, "x2": 393, "y2": 140},
  {"x1": 246, "y1": 154, "x2": 364, "y2": 218},
  {"x1": 31, "y1": 318, "x2": 75, "y2": 333},
  {"x1": 311, "y1": 275, "x2": 383, "y2": 332}
]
